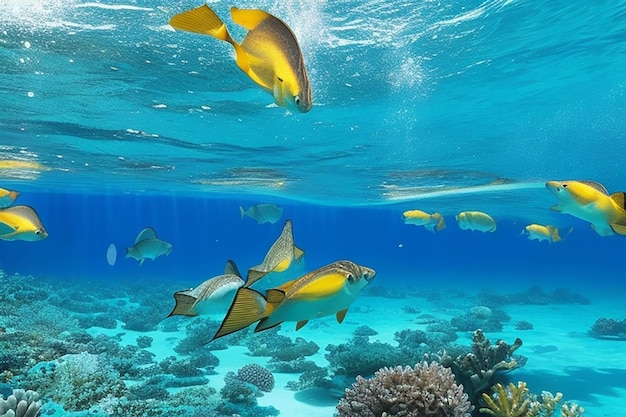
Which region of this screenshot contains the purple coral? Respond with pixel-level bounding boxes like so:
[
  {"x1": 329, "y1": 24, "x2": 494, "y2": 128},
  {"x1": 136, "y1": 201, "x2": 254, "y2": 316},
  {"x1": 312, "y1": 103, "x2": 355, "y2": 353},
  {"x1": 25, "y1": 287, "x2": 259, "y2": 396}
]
[
  {"x1": 336, "y1": 361, "x2": 472, "y2": 417},
  {"x1": 236, "y1": 364, "x2": 275, "y2": 392}
]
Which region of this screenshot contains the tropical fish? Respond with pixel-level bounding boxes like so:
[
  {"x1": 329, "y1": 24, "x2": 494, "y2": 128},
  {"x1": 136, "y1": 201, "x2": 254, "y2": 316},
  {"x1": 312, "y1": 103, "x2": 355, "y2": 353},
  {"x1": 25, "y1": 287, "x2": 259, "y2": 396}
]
[
  {"x1": 212, "y1": 260, "x2": 376, "y2": 340},
  {"x1": 240, "y1": 203, "x2": 283, "y2": 224},
  {"x1": 246, "y1": 219, "x2": 304, "y2": 287},
  {"x1": 402, "y1": 209, "x2": 445, "y2": 232},
  {"x1": 168, "y1": 260, "x2": 246, "y2": 317},
  {"x1": 523, "y1": 224, "x2": 572, "y2": 244},
  {"x1": 125, "y1": 227, "x2": 173, "y2": 265},
  {"x1": 456, "y1": 211, "x2": 497, "y2": 232},
  {"x1": 0, "y1": 188, "x2": 19, "y2": 208},
  {"x1": 0, "y1": 205, "x2": 48, "y2": 241},
  {"x1": 169, "y1": 5, "x2": 312, "y2": 113},
  {"x1": 546, "y1": 180, "x2": 626, "y2": 236}
]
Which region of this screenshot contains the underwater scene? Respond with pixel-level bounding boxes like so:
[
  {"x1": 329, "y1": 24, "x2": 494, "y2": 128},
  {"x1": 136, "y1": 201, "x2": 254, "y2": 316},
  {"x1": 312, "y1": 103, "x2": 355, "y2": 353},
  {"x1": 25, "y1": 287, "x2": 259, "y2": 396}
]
[{"x1": 1, "y1": 0, "x2": 626, "y2": 416}]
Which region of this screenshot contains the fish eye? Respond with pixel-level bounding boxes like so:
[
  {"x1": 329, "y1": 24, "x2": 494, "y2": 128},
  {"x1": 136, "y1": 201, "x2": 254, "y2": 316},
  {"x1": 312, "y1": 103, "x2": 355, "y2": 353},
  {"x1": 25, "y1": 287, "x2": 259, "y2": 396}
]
[
  {"x1": 35, "y1": 230, "x2": 41, "y2": 235},
  {"x1": 562, "y1": 184, "x2": 568, "y2": 188},
  {"x1": 295, "y1": 96, "x2": 301, "y2": 105},
  {"x1": 347, "y1": 274, "x2": 354, "y2": 283}
]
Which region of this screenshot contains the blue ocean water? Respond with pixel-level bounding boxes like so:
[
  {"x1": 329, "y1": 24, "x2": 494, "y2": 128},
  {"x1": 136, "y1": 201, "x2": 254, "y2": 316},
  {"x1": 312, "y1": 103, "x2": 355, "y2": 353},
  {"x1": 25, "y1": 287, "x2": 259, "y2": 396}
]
[{"x1": 1, "y1": 0, "x2": 626, "y2": 416}]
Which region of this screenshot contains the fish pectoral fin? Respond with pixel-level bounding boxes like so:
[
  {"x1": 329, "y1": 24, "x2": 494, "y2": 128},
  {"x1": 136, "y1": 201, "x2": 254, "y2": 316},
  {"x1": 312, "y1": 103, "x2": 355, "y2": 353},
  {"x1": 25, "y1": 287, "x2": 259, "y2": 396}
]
[
  {"x1": 294, "y1": 245, "x2": 305, "y2": 262},
  {"x1": 610, "y1": 192, "x2": 626, "y2": 210},
  {"x1": 168, "y1": 291, "x2": 200, "y2": 317},
  {"x1": 266, "y1": 288, "x2": 286, "y2": 304},
  {"x1": 295, "y1": 320, "x2": 308, "y2": 331},
  {"x1": 139, "y1": 258, "x2": 145, "y2": 266},
  {"x1": 336, "y1": 309, "x2": 348, "y2": 324},
  {"x1": 609, "y1": 223, "x2": 626, "y2": 236},
  {"x1": 230, "y1": 7, "x2": 271, "y2": 31},
  {"x1": 255, "y1": 317, "x2": 282, "y2": 333},
  {"x1": 212, "y1": 287, "x2": 268, "y2": 340},
  {"x1": 550, "y1": 204, "x2": 563, "y2": 212}
]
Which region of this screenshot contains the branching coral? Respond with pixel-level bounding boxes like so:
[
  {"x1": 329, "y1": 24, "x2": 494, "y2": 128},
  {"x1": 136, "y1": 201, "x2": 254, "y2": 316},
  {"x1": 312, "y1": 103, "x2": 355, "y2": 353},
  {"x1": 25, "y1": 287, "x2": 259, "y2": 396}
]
[
  {"x1": 441, "y1": 329, "x2": 524, "y2": 404},
  {"x1": 480, "y1": 381, "x2": 585, "y2": 417},
  {"x1": 336, "y1": 361, "x2": 473, "y2": 417}
]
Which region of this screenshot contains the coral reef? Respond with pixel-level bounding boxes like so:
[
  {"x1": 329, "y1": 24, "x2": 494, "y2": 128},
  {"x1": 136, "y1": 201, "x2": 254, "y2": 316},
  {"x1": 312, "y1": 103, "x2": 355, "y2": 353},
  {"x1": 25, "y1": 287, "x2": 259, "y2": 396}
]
[
  {"x1": 480, "y1": 381, "x2": 585, "y2": 417},
  {"x1": 336, "y1": 361, "x2": 473, "y2": 417},
  {"x1": 476, "y1": 287, "x2": 589, "y2": 309},
  {"x1": 589, "y1": 317, "x2": 626, "y2": 339},
  {"x1": 441, "y1": 329, "x2": 524, "y2": 405},
  {"x1": 217, "y1": 369, "x2": 279, "y2": 417},
  {"x1": 236, "y1": 364, "x2": 275, "y2": 393},
  {"x1": 0, "y1": 389, "x2": 41, "y2": 417}
]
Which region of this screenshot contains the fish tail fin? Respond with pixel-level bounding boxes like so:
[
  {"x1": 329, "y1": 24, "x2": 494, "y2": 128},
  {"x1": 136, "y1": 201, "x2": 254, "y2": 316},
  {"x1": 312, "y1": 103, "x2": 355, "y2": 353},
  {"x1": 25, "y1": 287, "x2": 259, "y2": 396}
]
[
  {"x1": 170, "y1": 5, "x2": 236, "y2": 45},
  {"x1": 610, "y1": 191, "x2": 626, "y2": 210},
  {"x1": 8, "y1": 191, "x2": 19, "y2": 202},
  {"x1": 552, "y1": 228, "x2": 561, "y2": 243},
  {"x1": 168, "y1": 291, "x2": 200, "y2": 317},
  {"x1": 436, "y1": 216, "x2": 446, "y2": 232},
  {"x1": 239, "y1": 206, "x2": 246, "y2": 219},
  {"x1": 212, "y1": 287, "x2": 268, "y2": 340}
]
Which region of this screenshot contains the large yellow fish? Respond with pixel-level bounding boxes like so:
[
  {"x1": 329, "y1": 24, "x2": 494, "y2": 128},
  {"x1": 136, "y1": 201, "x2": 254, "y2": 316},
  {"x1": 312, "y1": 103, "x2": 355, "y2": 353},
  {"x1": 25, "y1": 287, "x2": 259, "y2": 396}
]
[
  {"x1": 546, "y1": 180, "x2": 626, "y2": 236},
  {"x1": 126, "y1": 227, "x2": 173, "y2": 265},
  {"x1": 169, "y1": 5, "x2": 312, "y2": 113},
  {"x1": 456, "y1": 211, "x2": 497, "y2": 232},
  {"x1": 0, "y1": 188, "x2": 19, "y2": 208},
  {"x1": 211, "y1": 260, "x2": 375, "y2": 340},
  {"x1": 0, "y1": 205, "x2": 48, "y2": 241},
  {"x1": 168, "y1": 260, "x2": 246, "y2": 317},
  {"x1": 246, "y1": 219, "x2": 304, "y2": 287},
  {"x1": 402, "y1": 209, "x2": 445, "y2": 232},
  {"x1": 523, "y1": 224, "x2": 572, "y2": 244}
]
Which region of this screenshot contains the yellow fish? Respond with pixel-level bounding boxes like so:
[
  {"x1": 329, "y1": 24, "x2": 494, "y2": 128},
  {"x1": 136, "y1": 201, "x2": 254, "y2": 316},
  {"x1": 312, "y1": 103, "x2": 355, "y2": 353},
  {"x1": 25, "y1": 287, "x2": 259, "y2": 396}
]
[
  {"x1": 456, "y1": 211, "x2": 496, "y2": 232},
  {"x1": 246, "y1": 219, "x2": 304, "y2": 287},
  {"x1": 0, "y1": 188, "x2": 19, "y2": 208},
  {"x1": 126, "y1": 227, "x2": 173, "y2": 266},
  {"x1": 168, "y1": 260, "x2": 246, "y2": 317},
  {"x1": 546, "y1": 180, "x2": 626, "y2": 236},
  {"x1": 523, "y1": 224, "x2": 572, "y2": 244},
  {"x1": 170, "y1": 5, "x2": 312, "y2": 113},
  {"x1": 212, "y1": 260, "x2": 375, "y2": 340},
  {"x1": 402, "y1": 210, "x2": 445, "y2": 232},
  {"x1": 0, "y1": 205, "x2": 48, "y2": 241}
]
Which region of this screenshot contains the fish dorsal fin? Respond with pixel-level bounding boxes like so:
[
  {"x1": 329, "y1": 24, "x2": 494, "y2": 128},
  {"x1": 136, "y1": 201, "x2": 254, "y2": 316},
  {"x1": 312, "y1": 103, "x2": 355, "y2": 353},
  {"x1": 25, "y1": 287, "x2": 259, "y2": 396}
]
[
  {"x1": 579, "y1": 180, "x2": 609, "y2": 195},
  {"x1": 610, "y1": 192, "x2": 626, "y2": 210},
  {"x1": 135, "y1": 227, "x2": 157, "y2": 244},
  {"x1": 170, "y1": 5, "x2": 232, "y2": 43},
  {"x1": 230, "y1": 7, "x2": 271, "y2": 31},
  {"x1": 212, "y1": 287, "x2": 267, "y2": 340},
  {"x1": 266, "y1": 288, "x2": 286, "y2": 304},
  {"x1": 167, "y1": 291, "x2": 199, "y2": 317},
  {"x1": 224, "y1": 260, "x2": 242, "y2": 277},
  {"x1": 336, "y1": 308, "x2": 348, "y2": 324},
  {"x1": 296, "y1": 320, "x2": 308, "y2": 331}
]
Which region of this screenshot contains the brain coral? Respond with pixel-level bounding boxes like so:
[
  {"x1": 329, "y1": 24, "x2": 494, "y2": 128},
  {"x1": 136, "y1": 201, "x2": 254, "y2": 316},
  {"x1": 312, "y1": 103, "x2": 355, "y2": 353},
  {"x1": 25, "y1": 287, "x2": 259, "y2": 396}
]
[
  {"x1": 0, "y1": 389, "x2": 41, "y2": 417},
  {"x1": 237, "y1": 364, "x2": 275, "y2": 393},
  {"x1": 336, "y1": 361, "x2": 472, "y2": 417}
]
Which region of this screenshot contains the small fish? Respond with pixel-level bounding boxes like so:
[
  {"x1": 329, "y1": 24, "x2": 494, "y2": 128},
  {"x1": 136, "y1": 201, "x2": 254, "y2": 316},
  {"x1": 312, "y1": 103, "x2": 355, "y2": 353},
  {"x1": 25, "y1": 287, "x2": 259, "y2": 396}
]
[
  {"x1": 456, "y1": 211, "x2": 497, "y2": 232},
  {"x1": 523, "y1": 224, "x2": 572, "y2": 244},
  {"x1": 0, "y1": 188, "x2": 19, "y2": 208},
  {"x1": 126, "y1": 227, "x2": 173, "y2": 266},
  {"x1": 246, "y1": 219, "x2": 304, "y2": 287},
  {"x1": 168, "y1": 260, "x2": 246, "y2": 317},
  {"x1": 240, "y1": 204, "x2": 283, "y2": 224},
  {"x1": 402, "y1": 210, "x2": 445, "y2": 232},
  {"x1": 212, "y1": 260, "x2": 375, "y2": 340},
  {"x1": 169, "y1": 5, "x2": 312, "y2": 112},
  {"x1": 546, "y1": 180, "x2": 626, "y2": 236},
  {"x1": 0, "y1": 205, "x2": 48, "y2": 241}
]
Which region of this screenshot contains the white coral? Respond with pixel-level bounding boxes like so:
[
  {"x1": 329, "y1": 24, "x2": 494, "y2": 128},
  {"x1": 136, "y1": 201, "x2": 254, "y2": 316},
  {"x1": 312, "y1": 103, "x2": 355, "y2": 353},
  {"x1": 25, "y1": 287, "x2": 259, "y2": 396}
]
[{"x1": 0, "y1": 389, "x2": 41, "y2": 417}]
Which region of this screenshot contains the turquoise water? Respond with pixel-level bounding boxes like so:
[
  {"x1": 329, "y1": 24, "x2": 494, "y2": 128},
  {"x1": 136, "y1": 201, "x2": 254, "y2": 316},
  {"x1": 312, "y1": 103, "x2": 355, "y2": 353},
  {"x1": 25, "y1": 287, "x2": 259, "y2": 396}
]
[{"x1": 1, "y1": 1, "x2": 626, "y2": 416}]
